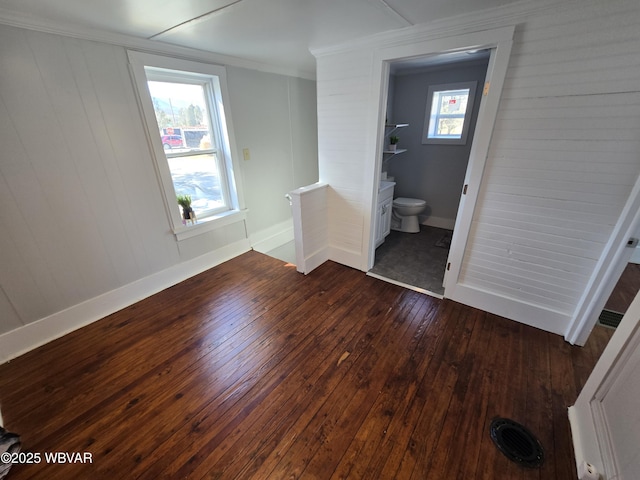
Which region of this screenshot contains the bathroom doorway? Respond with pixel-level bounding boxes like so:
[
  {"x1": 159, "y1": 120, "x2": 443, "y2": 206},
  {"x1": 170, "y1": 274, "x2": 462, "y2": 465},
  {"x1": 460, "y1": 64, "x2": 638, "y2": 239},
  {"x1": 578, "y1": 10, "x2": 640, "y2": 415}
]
[{"x1": 369, "y1": 51, "x2": 490, "y2": 297}]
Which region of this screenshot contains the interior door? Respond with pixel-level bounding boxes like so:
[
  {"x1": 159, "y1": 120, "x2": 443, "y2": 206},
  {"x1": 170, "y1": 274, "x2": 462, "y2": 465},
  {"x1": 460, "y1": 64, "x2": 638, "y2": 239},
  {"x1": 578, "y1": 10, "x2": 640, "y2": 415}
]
[{"x1": 569, "y1": 290, "x2": 640, "y2": 479}]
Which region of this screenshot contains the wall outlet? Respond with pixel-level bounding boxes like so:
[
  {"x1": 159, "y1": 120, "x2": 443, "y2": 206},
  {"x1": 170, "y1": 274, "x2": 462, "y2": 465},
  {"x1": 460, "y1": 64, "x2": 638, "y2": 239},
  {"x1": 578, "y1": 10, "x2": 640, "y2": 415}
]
[{"x1": 578, "y1": 461, "x2": 600, "y2": 480}]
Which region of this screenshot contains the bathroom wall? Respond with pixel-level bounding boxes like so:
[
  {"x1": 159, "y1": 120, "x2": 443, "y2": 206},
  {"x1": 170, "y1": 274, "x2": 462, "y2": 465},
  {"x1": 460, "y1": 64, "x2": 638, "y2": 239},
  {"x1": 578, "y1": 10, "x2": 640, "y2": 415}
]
[{"x1": 387, "y1": 59, "x2": 488, "y2": 229}]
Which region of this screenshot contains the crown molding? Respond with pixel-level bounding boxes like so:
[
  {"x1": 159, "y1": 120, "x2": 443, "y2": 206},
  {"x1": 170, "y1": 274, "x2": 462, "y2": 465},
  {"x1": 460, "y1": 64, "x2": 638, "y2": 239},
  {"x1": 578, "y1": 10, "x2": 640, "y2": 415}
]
[{"x1": 0, "y1": 6, "x2": 316, "y2": 80}]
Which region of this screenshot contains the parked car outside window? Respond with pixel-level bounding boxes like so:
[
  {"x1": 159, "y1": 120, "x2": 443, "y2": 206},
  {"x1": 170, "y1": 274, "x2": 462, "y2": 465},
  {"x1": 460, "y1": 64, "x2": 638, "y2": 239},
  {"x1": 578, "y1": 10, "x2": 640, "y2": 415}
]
[{"x1": 162, "y1": 135, "x2": 183, "y2": 150}]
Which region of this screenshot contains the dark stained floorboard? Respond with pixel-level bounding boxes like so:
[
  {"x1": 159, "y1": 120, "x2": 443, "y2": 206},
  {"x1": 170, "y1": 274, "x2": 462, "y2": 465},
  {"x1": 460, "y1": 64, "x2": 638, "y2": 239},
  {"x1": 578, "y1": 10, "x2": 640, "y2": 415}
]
[{"x1": 0, "y1": 251, "x2": 613, "y2": 479}]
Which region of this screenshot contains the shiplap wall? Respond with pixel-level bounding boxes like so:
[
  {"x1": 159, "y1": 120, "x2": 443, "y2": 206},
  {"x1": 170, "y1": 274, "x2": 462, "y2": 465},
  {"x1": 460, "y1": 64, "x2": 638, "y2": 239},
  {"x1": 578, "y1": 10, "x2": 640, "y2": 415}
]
[
  {"x1": 459, "y1": 0, "x2": 640, "y2": 318},
  {"x1": 290, "y1": 183, "x2": 329, "y2": 274},
  {"x1": 314, "y1": 0, "x2": 640, "y2": 332},
  {"x1": 0, "y1": 24, "x2": 318, "y2": 344},
  {"x1": 317, "y1": 50, "x2": 377, "y2": 269}
]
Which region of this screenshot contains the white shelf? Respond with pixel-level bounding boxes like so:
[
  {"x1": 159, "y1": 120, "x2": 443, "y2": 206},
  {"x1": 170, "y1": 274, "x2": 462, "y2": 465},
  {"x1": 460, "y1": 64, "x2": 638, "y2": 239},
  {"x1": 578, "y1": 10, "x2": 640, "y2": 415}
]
[
  {"x1": 384, "y1": 123, "x2": 408, "y2": 158},
  {"x1": 383, "y1": 148, "x2": 407, "y2": 155}
]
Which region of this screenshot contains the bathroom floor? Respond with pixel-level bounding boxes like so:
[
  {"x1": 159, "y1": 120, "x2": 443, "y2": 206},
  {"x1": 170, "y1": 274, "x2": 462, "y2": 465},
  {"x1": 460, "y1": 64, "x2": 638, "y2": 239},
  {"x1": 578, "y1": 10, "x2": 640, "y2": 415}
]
[{"x1": 369, "y1": 225, "x2": 452, "y2": 296}]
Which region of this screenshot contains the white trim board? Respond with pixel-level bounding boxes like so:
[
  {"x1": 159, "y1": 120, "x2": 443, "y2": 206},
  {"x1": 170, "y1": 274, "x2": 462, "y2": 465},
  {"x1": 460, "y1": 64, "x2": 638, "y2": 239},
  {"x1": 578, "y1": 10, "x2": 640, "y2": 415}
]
[
  {"x1": 365, "y1": 26, "x2": 515, "y2": 276},
  {"x1": 451, "y1": 283, "x2": 569, "y2": 336},
  {"x1": 0, "y1": 239, "x2": 251, "y2": 364},
  {"x1": 366, "y1": 272, "x2": 444, "y2": 300},
  {"x1": 250, "y1": 219, "x2": 294, "y2": 254},
  {"x1": 565, "y1": 168, "x2": 640, "y2": 345},
  {"x1": 570, "y1": 288, "x2": 640, "y2": 479}
]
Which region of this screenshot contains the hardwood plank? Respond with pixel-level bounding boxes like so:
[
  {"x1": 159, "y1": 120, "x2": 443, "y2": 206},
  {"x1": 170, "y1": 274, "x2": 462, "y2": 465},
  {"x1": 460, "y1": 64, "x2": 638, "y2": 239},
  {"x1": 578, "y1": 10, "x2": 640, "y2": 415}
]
[
  {"x1": 329, "y1": 297, "x2": 439, "y2": 479},
  {"x1": 0, "y1": 251, "x2": 612, "y2": 480},
  {"x1": 605, "y1": 262, "x2": 640, "y2": 313},
  {"x1": 139, "y1": 268, "x2": 384, "y2": 479}
]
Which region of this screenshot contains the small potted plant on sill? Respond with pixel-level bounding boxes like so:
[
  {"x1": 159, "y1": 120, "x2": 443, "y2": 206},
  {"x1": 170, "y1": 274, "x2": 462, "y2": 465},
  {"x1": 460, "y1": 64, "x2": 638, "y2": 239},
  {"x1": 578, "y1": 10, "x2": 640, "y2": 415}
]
[
  {"x1": 389, "y1": 135, "x2": 399, "y2": 152},
  {"x1": 177, "y1": 194, "x2": 196, "y2": 225}
]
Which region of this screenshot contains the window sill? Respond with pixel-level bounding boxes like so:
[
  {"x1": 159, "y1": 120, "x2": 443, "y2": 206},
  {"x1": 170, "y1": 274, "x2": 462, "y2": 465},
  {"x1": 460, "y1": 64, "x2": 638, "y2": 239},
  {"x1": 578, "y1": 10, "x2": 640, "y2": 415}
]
[{"x1": 173, "y1": 209, "x2": 247, "y2": 241}]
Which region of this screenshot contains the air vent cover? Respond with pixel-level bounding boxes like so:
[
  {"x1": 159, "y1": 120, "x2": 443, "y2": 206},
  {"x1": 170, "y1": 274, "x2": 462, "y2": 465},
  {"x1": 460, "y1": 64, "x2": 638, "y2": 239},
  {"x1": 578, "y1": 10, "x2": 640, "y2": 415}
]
[
  {"x1": 598, "y1": 309, "x2": 623, "y2": 329},
  {"x1": 489, "y1": 418, "x2": 544, "y2": 468}
]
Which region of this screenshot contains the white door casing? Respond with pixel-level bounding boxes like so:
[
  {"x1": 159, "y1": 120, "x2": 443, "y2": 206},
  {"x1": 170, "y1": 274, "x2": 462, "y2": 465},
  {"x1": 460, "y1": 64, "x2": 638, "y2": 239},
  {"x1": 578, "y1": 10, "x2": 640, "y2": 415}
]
[
  {"x1": 565, "y1": 173, "x2": 640, "y2": 345},
  {"x1": 367, "y1": 26, "x2": 517, "y2": 316},
  {"x1": 569, "y1": 289, "x2": 640, "y2": 479},
  {"x1": 368, "y1": 26, "x2": 515, "y2": 272}
]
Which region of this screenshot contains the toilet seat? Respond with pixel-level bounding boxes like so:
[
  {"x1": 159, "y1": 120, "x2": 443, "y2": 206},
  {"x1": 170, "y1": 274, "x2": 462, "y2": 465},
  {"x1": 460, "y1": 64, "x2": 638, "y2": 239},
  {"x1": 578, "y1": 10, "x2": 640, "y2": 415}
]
[{"x1": 393, "y1": 197, "x2": 426, "y2": 207}]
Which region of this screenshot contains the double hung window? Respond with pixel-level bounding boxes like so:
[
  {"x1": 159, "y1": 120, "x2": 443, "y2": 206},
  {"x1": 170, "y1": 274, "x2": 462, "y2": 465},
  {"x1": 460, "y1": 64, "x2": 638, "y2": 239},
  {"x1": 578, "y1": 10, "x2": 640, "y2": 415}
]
[
  {"x1": 128, "y1": 52, "x2": 242, "y2": 238},
  {"x1": 423, "y1": 81, "x2": 477, "y2": 145}
]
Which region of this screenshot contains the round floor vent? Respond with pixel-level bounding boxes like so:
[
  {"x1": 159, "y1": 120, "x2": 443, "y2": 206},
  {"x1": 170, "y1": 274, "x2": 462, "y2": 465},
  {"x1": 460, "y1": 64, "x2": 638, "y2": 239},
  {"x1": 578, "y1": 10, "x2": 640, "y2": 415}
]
[{"x1": 489, "y1": 418, "x2": 544, "y2": 468}]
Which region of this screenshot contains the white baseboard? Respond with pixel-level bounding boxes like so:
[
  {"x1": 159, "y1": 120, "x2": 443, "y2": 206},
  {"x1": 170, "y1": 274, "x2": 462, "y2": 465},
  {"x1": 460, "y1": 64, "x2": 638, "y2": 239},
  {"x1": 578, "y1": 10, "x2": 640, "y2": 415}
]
[
  {"x1": 0, "y1": 239, "x2": 251, "y2": 364},
  {"x1": 299, "y1": 247, "x2": 329, "y2": 274},
  {"x1": 568, "y1": 406, "x2": 587, "y2": 478},
  {"x1": 447, "y1": 282, "x2": 570, "y2": 336},
  {"x1": 250, "y1": 219, "x2": 294, "y2": 254},
  {"x1": 328, "y1": 246, "x2": 363, "y2": 272}
]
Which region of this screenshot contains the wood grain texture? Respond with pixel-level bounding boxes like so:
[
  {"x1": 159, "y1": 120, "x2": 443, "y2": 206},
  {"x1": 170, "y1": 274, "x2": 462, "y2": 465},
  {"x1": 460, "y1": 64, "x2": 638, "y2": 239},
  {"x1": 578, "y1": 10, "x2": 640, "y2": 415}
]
[
  {"x1": 605, "y1": 263, "x2": 640, "y2": 313},
  {"x1": 0, "y1": 251, "x2": 613, "y2": 479}
]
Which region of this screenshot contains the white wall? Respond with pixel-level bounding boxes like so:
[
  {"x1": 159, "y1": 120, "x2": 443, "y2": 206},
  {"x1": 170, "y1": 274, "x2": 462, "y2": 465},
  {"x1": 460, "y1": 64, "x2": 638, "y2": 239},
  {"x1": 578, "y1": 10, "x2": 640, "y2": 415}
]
[
  {"x1": 459, "y1": 0, "x2": 640, "y2": 319},
  {"x1": 0, "y1": 24, "x2": 318, "y2": 356},
  {"x1": 228, "y1": 67, "x2": 318, "y2": 237},
  {"x1": 314, "y1": 0, "x2": 640, "y2": 333},
  {"x1": 387, "y1": 60, "x2": 488, "y2": 229}
]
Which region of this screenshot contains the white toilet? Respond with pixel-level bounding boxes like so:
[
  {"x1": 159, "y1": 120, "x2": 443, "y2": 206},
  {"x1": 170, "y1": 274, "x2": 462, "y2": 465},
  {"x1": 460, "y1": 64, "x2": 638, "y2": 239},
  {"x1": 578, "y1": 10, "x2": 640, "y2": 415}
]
[{"x1": 391, "y1": 197, "x2": 427, "y2": 233}]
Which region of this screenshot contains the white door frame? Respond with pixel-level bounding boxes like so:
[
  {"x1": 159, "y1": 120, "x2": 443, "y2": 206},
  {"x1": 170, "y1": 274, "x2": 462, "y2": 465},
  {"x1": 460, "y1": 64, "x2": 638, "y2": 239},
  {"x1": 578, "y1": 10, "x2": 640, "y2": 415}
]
[
  {"x1": 365, "y1": 26, "x2": 516, "y2": 286},
  {"x1": 364, "y1": 23, "x2": 640, "y2": 344},
  {"x1": 569, "y1": 288, "x2": 640, "y2": 478},
  {"x1": 565, "y1": 172, "x2": 640, "y2": 345}
]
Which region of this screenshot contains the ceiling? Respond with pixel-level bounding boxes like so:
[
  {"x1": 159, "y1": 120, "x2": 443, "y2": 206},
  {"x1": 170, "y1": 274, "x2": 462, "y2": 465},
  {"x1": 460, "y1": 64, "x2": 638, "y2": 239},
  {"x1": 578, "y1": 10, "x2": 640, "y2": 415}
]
[{"x1": 0, "y1": 0, "x2": 522, "y2": 77}]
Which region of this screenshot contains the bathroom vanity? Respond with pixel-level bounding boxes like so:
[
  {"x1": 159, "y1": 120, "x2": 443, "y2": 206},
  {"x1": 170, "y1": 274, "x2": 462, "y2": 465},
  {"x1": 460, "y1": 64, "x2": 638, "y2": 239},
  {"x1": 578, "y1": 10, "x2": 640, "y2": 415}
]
[{"x1": 375, "y1": 181, "x2": 395, "y2": 247}]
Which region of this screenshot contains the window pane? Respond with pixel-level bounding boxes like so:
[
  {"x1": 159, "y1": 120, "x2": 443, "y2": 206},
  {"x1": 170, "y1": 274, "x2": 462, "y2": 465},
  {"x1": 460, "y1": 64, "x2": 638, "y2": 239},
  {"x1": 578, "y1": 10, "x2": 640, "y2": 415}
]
[
  {"x1": 169, "y1": 153, "x2": 224, "y2": 214},
  {"x1": 423, "y1": 81, "x2": 477, "y2": 145},
  {"x1": 147, "y1": 81, "x2": 213, "y2": 153},
  {"x1": 436, "y1": 118, "x2": 465, "y2": 136},
  {"x1": 437, "y1": 89, "x2": 469, "y2": 116},
  {"x1": 428, "y1": 88, "x2": 470, "y2": 139}
]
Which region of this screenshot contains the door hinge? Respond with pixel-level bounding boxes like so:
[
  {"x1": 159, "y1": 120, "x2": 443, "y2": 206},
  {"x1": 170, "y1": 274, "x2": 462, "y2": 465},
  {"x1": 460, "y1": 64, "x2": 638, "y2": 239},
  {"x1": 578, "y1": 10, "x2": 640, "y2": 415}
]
[
  {"x1": 483, "y1": 82, "x2": 490, "y2": 96},
  {"x1": 447, "y1": 262, "x2": 451, "y2": 271},
  {"x1": 463, "y1": 184, "x2": 468, "y2": 195}
]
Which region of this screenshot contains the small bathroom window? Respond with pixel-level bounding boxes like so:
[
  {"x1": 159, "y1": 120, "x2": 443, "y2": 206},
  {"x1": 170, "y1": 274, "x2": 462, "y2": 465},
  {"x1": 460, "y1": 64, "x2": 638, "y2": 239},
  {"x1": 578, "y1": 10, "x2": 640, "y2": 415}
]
[{"x1": 422, "y1": 81, "x2": 477, "y2": 145}]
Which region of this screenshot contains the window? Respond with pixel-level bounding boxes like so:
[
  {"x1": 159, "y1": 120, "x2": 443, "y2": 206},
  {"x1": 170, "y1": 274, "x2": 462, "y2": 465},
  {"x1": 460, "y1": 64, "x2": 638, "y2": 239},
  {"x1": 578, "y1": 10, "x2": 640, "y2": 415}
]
[
  {"x1": 422, "y1": 81, "x2": 477, "y2": 145},
  {"x1": 128, "y1": 52, "x2": 243, "y2": 238}
]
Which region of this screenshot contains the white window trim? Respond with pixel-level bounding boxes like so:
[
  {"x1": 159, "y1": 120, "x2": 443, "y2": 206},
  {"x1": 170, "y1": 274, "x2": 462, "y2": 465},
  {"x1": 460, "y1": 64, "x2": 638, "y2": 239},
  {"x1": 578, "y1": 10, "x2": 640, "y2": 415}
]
[
  {"x1": 422, "y1": 81, "x2": 477, "y2": 145},
  {"x1": 127, "y1": 50, "x2": 246, "y2": 239}
]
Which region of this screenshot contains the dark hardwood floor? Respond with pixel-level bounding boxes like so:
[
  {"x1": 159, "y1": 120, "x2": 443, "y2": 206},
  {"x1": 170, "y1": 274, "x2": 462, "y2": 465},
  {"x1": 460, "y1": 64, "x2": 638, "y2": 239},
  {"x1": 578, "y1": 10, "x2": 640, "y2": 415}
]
[
  {"x1": 0, "y1": 251, "x2": 613, "y2": 479},
  {"x1": 605, "y1": 262, "x2": 640, "y2": 313}
]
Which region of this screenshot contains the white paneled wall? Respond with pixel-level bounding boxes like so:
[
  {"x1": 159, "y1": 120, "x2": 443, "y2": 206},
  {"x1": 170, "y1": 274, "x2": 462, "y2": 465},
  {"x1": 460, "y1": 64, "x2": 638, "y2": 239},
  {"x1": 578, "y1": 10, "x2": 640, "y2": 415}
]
[
  {"x1": 0, "y1": 27, "x2": 177, "y2": 328},
  {"x1": 314, "y1": 0, "x2": 640, "y2": 335},
  {"x1": 317, "y1": 50, "x2": 377, "y2": 269},
  {"x1": 459, "y1": 1, "x2": 640, "y2": 318},
  {"x1": 290, "y1": 183, "x2": 329, "y2": 274},
  {"x1": 0, "y1": 24, "x2": 318, "y2": 359}
]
